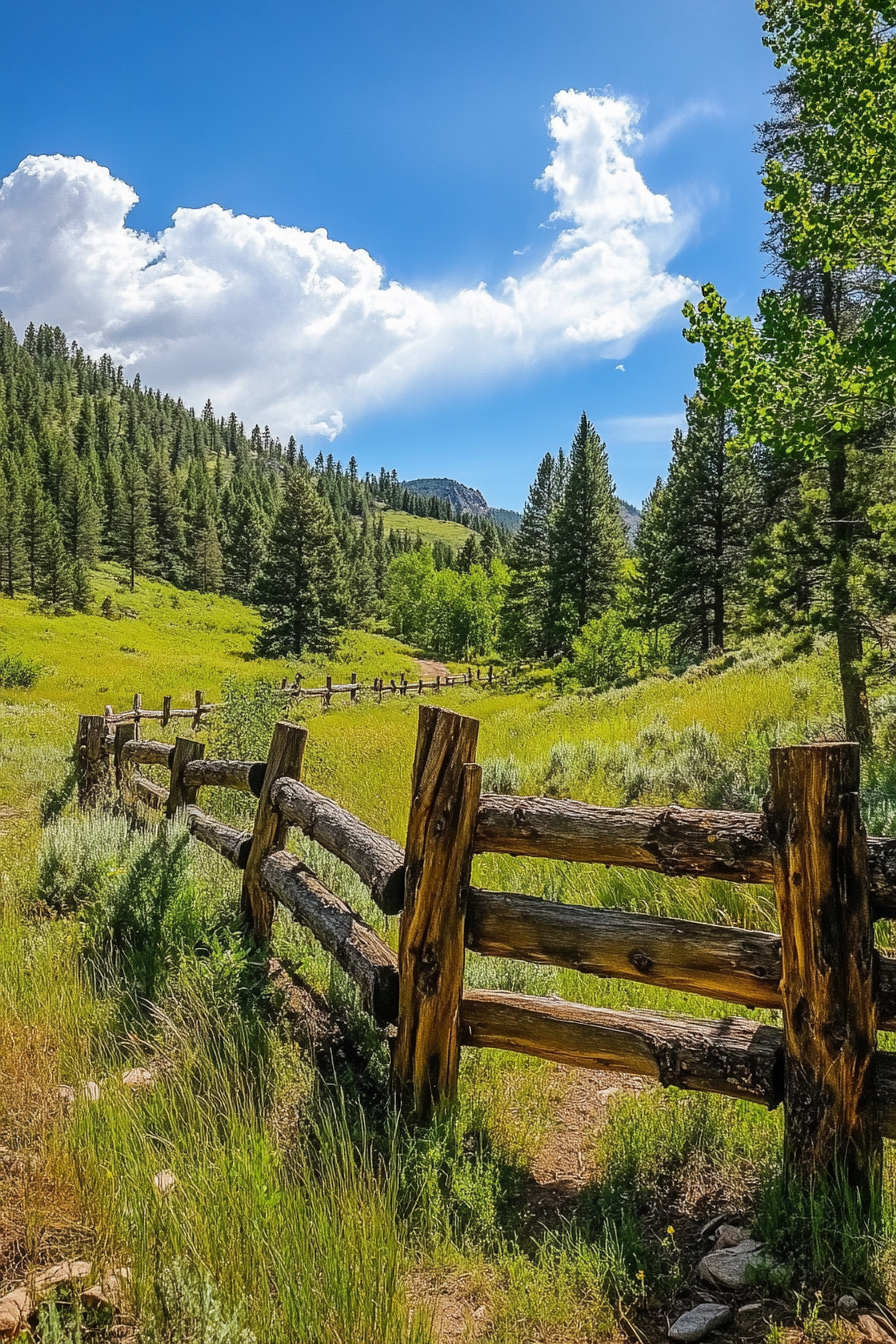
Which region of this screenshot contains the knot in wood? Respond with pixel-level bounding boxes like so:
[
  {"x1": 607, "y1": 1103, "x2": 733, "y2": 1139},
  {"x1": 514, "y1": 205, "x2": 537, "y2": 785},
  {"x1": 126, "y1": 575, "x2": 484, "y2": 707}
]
[
  {"x1": 629, "y1": 949, "x2": 653, "y2": 974},
  {"x1": 415, "y1": 944, "x2": 441, "y2": 997}
]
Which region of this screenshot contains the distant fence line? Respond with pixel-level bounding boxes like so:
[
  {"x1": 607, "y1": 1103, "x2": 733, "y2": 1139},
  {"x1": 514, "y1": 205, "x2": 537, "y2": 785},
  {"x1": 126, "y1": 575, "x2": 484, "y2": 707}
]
[
  {"x1": 75, "y1": 701, "x2": 896, "y2": 1210},
  {"x1": 103, "y1": 666, "x2": 496, "y2": 730}
]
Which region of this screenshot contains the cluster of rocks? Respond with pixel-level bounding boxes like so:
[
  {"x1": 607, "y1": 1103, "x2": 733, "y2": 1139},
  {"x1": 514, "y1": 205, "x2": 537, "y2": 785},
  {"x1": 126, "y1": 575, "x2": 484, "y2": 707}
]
[
  {"x1": 0, "y1": 1261, "x2": 131, "y2": 1338},
  {"x1": 667, "y1": 1219, "x2": 887, "y2": 1342}
]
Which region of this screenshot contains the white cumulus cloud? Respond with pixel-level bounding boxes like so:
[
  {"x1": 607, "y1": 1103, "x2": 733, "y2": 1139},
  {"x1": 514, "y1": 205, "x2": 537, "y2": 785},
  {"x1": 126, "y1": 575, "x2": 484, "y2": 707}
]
[{"x1": 0, "y1": 90, "x2": 695, "y2": 441}]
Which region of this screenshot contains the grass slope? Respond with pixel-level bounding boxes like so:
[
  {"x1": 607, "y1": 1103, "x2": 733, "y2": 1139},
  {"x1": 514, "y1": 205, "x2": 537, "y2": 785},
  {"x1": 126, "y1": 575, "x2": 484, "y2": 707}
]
[{"x1": 376, "y1": 506, "x2": 475, "y2": 549}]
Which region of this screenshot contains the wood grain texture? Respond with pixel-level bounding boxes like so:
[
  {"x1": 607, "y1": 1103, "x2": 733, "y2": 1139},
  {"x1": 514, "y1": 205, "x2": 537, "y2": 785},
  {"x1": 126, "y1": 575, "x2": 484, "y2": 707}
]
[
  {"x1": 113, "y1": 722, "x2": 137, "y2": 794},
  {"x1": 768, "y1": 743, "x2": 881, "y2": 1191},
  {"x1": 464, "y1": 989, "x2": 784, "y2": 1105},
  {"x1": 460, "y1": 989, "x2": 784, "y2": 1106},
  {"x1": 466, "y1": 887, "x2": 783, "y2": 1010},
  {"x1": 132, "y1": 774, "x2": 168, "y2": 809},
  {"x1": 241, "y1": 721, "x2": 308, "y2": 937},
  {"x1": 166, "y1": 737, "x2": 206, "y2": 818},
  {"x1": 184, "y1": 805, "x2": 252, "y2": 869},
  {"x1": 183, "y1": 758, "x2": 267, "y2": 796},
  {"x1": 393, "y1": 706, "x2": 480, "y2": 1121},
  {"x1": 121, "y1": 739, "x2": 175, "y2": 769},
  {"x1": 77, "y1": 714, "x2": 107, "y2": 808},
  {"x1": 475, "y1": 792, "x2": 896, "y2": 914},
  {"x1": 263, "y1": 849, "x2": 399, "y2": 1025},
  {"x1": 271, "y1": 777, "x2": 406, "y2": 914},
  {"x1": 465, "y1": 886, "x2": 896, "y2": 1032}
]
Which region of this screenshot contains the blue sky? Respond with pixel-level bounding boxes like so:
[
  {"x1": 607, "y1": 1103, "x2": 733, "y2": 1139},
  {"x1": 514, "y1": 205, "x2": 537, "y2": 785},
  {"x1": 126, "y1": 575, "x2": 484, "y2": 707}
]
[{"x1": 0, "y1": 1, "x2": 776, "y2": 510}]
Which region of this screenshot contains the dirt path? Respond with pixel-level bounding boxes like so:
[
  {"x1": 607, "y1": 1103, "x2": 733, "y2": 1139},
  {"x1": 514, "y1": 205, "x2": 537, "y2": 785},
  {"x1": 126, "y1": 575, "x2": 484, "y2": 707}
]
[{"x1": 416, "y1": 658, "x2": 451, "y2": 678}]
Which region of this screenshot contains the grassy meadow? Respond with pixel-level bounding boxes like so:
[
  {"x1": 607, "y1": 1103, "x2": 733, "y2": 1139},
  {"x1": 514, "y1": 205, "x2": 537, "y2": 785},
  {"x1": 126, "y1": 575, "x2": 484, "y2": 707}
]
[
  {"x1": 376, "y1": 506, "x2": 476, "y2": 549},
  {"x1": 3, "y1": 570, "x2": 896, "y2": 1341}
]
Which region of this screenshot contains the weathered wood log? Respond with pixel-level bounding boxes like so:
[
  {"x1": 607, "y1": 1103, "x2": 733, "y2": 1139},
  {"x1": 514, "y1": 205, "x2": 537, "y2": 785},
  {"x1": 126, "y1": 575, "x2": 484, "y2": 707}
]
[
  {"x1": 167, "y1": 737, "x2": 205, "y2": 818},
  {"x1": 162, "y1": 694, "x2": 171, "y2": 727},
  {"x1": 473, "y1": 793, "x2": 896, "y2": 913},
  {"x1": 183, "y1": 758, "x2": 267, "y2": 796},
  {"x1": 121, "y1": 739, "x2": 175, "y2": 768},
  {"x1": 393, "y1": 706, "x2": 481, "y2": 1121},
  {"x1": 242, "y1": 722, "x2": 308, "y2": 937},
  {"x1": 466, "y1": 887, "x2": 783, "y2": 1011},
  {"x1": 271, "y1": 777, "x2": 406, "y2": 914},
  {"x1": 112, "y1": 706, "x2": 214, "y2": 723},
  {"x1": 460, "y1": 989, "x2": 784, "y2": 1108},
  {"x1": 475, "y1": 795, "x2": 774, "y2": 881},
  {"x1": 465, "y1": 886, "x2": 896, "y2": 1032},
  {"x1": 874, "y1": 1052, "x2": 896, "y2": 1143},
  {"x1": 184, "y1": 805, "x2": 253, "y2": 868},
  {"x1": 132, "y1": 773, "x2": 168, "y2": 809},
  {"x1": 113, "y1": 722, "x2": 137, "y2": 794},
  {"x1": 262, "y1": 849, "x2": 399, "y2": 1025},
  {"x1": 768, "y1": 743, "x2": 881, "y2": 1194},
  {"x1": 193, "y1": 689, "x2": 204, "y2": 730},
  {"x1": 77, "y1": 714, "x2": 107, "y2": 808}
]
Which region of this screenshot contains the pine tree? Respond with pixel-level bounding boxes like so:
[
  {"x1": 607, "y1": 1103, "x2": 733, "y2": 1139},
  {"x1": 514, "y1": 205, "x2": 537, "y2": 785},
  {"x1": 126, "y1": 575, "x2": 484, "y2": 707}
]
[
  {"x1": 0, "y1": 465, "x2": 26, "y2": 597},
  {"x1": 190, "y1": 487, "x2": 224, "y2": 593},
  {"x1": 19, "y1": 461, "x2": 50, "y2": 593},
  {"x1": 549, "y1": 415, "x2": 626, "y2": 649},
  {"x1": 146, "y1": 446, "x2": 185, "y2": 582},
  {"x1": 254, "y1": 469, "x2": 347, "y2": 656},
  {"x1": 35, "y1": 510, "x2": 73, "y2": 612},
  {"x1": 499, "y1": 451, "x2": 566, "y2": 658},
  {"x1": 60, "y1": 450, "x2": 100, "y2": 566},
  {"x1": 116, "y1": 451, "x2": 153, "y2": 590}
]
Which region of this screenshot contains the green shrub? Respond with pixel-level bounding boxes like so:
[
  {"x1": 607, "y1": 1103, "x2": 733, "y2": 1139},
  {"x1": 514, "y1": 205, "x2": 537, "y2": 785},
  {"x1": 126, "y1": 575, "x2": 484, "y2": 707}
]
[
  {"x1": 556, "y1": 612, "x2": 641, "y2": 692},
  {"x1": 0, "y1": 649, "x2": 42, "y2": 688},
  {"x1": 481, "y1": 754, "x2": 523, "y2": 794}
]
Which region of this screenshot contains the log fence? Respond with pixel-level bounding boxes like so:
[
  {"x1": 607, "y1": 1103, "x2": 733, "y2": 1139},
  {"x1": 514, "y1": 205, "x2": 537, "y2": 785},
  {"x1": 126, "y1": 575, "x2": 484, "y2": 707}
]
[{"x1": 75, "y1": 700, "x2": 896, "y2": 1206}]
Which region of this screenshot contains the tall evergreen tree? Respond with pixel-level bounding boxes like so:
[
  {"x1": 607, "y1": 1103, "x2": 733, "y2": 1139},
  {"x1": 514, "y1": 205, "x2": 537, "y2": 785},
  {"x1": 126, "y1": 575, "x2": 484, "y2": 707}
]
[
  {"x1": 116, "y1": 451, "x2": 153, "y2": 590},
  {"x1": 500, "y1": 451, "x2": 567, "y2": 658},
  {"x1": 253, "y1": 470, "x2": 347, "y2": 655},
  {"x1": 549, "y1": 415, "x2": 626, "y2": 649}
]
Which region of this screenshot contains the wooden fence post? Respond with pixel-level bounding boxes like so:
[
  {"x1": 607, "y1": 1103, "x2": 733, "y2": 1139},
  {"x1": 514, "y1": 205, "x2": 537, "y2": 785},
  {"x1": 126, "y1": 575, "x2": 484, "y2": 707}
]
[
  {"x1": 768, "y1": 743, "x2": 881, "y2": 1199},
  {"x1": 393, "y1": 705, "x2": 481, "y2": 1122},
  {"x1": 77, "y1": 713, "x2": 108, "y2": 808},
  {"x1": 162, "y1": 695, "x2": 171, "y2": 728},
  {"x1": 193, "y1": 690, "x2": 204, "y2": 730},
  {"x1": 113, "y1": 721, "x2": 137, "y2": 797},
  {"x1": 351, "y1": 672, "x2": 358, "y2": 704},
  {"x1": 167, "y1": 737, "x2": 206, "y2": 817},
  {"x1": 241, "y1": 721, "x2": 308, "y2": 937},
  {"x1": 132, "y1": 693, "x2": 142, "y2": 731}
]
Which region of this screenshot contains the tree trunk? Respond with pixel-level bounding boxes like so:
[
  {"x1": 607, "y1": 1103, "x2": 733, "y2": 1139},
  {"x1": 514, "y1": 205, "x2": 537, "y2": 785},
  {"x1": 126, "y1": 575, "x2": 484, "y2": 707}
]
[{"x1": 828, "y1": 440, "x2": 872, "y2": 747}]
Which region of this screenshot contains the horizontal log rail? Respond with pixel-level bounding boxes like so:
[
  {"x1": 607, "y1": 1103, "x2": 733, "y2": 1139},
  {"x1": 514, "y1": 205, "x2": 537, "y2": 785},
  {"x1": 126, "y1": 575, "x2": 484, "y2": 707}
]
[
  {"x1": 271, "y1": 778, "x2": 406, "y2": 914},
  {"x1": 465, "y1": 887, "x2": 896, "y2": 1031},
  {"x1": 262, "y1": 849, "x2": 399, "y2": 1025},
  {"x1": 121, "y1": 739, "x2": 175, "y2": 768},
  {"x1": 460, "y1": 989, "x2": 784, "y2": 1106},
  {"x1": 184, "y1": 805, "x2": 253, "y2": 869},
  {"x1": 130, "y1": 773, "x2": 169, "y2": 809},
  {"x1": 460, "y1": 988, "x2": 896, "y2": 1139},
  {"x1": 475, "y1": 793, "x2": 896, "y2": 916},
  {"x1": 183, "y1": 758, "x2": 267, "y2": 797}
]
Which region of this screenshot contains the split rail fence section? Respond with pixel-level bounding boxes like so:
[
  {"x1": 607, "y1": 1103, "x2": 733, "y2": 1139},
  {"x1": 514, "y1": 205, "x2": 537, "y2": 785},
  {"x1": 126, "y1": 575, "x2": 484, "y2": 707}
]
[{"x1": 76, "y1": 702, "x2": 896, "y2": 1199}]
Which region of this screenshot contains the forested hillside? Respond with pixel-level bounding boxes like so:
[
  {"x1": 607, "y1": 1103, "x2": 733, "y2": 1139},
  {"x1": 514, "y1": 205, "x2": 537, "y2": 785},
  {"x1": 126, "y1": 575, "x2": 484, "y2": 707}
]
[{"x1": 0, "y1": 318, "x2": 508, "y2": 650}]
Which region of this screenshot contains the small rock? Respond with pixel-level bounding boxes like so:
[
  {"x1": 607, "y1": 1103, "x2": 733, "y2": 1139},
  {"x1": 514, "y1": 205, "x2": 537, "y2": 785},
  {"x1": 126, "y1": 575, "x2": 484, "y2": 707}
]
[
  {"x1": 857, "y1": 1315, "x2": 896, "y2": 1344},
  {"x1": 595, "y1": 1087, "x2": 620, "y2": 1102},
  {"x1": 55, "y1": 1084, "x2": 75, "y2": 1109},
  {"x1": 669, "y1": 1303, "x2": 733, "y2": 1342},
  {"x1": 153, "y1": 1169, "x2": 177, "y2": 1198},
  {"x1": 714, "y1": 1223, "x2": 748, "y2": 1249},
  {"x1": 121, "y1": 1068, "x2": 153, "y2": 1090},
  {"x1": 81, "y1": 1269, "x2": 131, "y2": 1311},
  {"x1": 697, "y1": 1240, "x2": 779, "y2": 1290},
  {"x1": 699, "y1": 1214, "x2": 729, "y2": 1239},
  {"x1": 33, "y1": 1261, "x2": 93, "y2": 1291},
  {"x1": 81, "y1": 1081, "x2": 101, "y2": 1102},
  {"x1": 837, "y1": 1296, "x2": 859, "y2": 1318},
  {"x1": 737, "y1": 1303, "x2": 765, "y2": 1322},
  {"x1": 0, "y1": 1287, "x2": 32, "y2": 1337}
]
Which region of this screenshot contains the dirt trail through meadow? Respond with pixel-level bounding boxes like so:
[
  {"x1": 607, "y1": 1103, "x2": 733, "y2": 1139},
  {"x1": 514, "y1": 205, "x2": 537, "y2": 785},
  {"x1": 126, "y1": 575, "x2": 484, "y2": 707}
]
[{"x1": 416, "y1": 658, "x2": 451, "y2": 678}]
